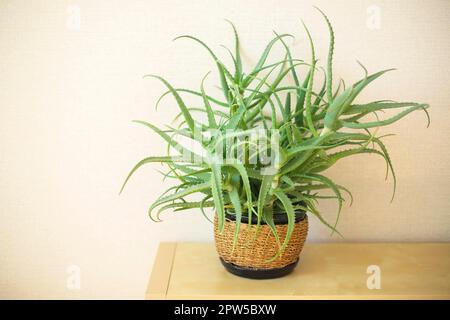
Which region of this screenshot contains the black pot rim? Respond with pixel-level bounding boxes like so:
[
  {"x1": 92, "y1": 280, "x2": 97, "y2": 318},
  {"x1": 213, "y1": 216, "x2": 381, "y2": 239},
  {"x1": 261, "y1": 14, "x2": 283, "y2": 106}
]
[
  {"x1": 225, "y1": 208, "x2": 306, "y2": 225},
  {"x1": 220, "y1": 257, "x2": 299, "y2": 279}
]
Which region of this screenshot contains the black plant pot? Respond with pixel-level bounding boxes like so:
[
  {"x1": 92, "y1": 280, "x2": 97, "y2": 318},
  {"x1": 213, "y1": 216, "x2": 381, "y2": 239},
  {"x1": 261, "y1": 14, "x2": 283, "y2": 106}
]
[{"x1": 219, "y1": 257, "x2": 300, "y2": 279}]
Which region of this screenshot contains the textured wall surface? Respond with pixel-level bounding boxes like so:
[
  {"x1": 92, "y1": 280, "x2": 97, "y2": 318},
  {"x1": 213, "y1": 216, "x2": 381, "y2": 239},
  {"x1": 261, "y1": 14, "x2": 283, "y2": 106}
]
[{"x1": 0, "y1": 0, "x2": 449, "y2": 299}]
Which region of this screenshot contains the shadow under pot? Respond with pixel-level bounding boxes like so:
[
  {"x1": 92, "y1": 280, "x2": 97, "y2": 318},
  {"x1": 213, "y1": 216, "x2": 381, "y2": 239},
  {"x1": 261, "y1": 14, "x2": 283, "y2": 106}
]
[{"x1": 214, "y1": 208, "x2": 308, "y2": 279}]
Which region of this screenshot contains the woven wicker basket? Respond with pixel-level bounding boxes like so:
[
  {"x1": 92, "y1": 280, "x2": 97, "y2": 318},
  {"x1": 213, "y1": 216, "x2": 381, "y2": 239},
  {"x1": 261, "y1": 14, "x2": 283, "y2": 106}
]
[{"x1": 214, "y1": 212, "x2": 308, "y2": 278}]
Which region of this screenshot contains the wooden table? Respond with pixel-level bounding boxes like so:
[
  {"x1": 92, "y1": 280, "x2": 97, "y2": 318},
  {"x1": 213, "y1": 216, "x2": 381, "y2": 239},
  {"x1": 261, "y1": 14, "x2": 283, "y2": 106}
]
[{"x1": 146, "y1": 242, "x2": 450, "y2": 300}]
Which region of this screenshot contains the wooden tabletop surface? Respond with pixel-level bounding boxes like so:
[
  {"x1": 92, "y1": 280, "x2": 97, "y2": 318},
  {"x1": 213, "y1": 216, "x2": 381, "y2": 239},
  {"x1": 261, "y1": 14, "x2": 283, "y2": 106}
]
[{"x1": 146, "y1": 242, "x2": 450, "y2": 300}]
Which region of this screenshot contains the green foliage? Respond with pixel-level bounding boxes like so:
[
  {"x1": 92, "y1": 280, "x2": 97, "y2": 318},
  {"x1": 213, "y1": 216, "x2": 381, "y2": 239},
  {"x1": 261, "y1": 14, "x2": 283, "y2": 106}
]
[{"x1": 121, "y1": 9, "x2": 430, "y2": 257}]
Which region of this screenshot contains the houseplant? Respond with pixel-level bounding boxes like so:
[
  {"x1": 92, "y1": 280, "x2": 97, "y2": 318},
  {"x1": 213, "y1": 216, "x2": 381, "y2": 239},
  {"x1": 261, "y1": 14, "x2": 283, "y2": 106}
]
[{"x1": 121, "y1": 9, "x2": 429, "y2": 279}]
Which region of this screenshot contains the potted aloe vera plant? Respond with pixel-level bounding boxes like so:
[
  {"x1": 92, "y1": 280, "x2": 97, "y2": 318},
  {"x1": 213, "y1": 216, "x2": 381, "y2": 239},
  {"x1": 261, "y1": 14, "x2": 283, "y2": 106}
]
[{"x1": 121, "y1": 9, "x2": 429, "y2": 279}]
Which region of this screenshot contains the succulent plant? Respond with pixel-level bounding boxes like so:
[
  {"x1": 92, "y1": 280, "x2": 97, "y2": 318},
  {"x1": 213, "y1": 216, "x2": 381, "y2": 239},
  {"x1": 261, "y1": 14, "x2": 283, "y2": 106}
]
[{"x1": 121, "y1": 9, "x2": 429, "y2": 255}]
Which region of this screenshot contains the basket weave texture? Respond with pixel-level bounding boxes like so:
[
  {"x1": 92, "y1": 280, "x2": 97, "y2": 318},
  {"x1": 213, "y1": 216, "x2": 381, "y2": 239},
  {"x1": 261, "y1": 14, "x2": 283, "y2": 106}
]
[{"x1": 214, "y1": 215, "x2": 309, "y2": 269}]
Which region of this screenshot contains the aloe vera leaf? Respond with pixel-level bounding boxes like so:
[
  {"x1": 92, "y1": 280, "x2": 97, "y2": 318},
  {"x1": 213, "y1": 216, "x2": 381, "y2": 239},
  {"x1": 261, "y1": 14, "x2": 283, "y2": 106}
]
[
  {"x1": 246, "y1": 83, "x2": 324, "y2": 110},
  {"x1": 274, "y1": 32, "x2": 300, "y2": 86},
  {"x1": 178, "y1": 167, "x2": 211, "y2": 179},
  {"x1": 225, "y1": 20, "x2": 242, "y2": 82},
  {"x1": 244, "y1": 62, "x2": 307, "y2": 122},
  {"x1": 323, "y1": 87, "x2": 353, "y2": 131},
  {"x1": 302, "y1": 173, "x2": 342, "y2": 235},
  {"x1": 120, "y1": 156, "x2": 186, "y2": 194},
  {"x1": 343, "y1": 102, "x2": 426, "y2": 115},
  {"x1": 290, "y1": 123, "x2": 304, "y2": 144},
  {"x1": 373, "y1": 138, "x2": 397, "y2": 201},
  {"x1": 274, "y1": 31, "x2": 308, "y2": 128},
  {"x1": 200, "y1": 72, "x2": 218, "y2": 128},
  {"x1": 173, "y1": 108, "x2": 229, "y2": 124},
  {"x1": 262, "y1": 206, "x2": 281, "y2": 248},
  {"x1": 144, "y1": 75, "x2": 196, "y2": 132},
  {"x1": 174, "y1": 35, "x2": 232, "y2": 104},
  {"x1": 281, "y1": 92, "x2": 294, "y2": 145},
  {"x1": 149, "y1": 181, "x2": 211, "y2": 221},
  {"x1": 322, "y1": 69, "x2": 394, "y2": 130},
  {"x1": 168, "y1": 161, "x2": 201, "y2": 175},
  {"x1": 257, "y1": 174, "x2": 274, "y2": 229},
  {"x1": 225, "y1": 60, "x2": 292, "y2": 130},
  {"x1": 285, "y1": 135, "x2": 344, "y2": 158},
  {"x1": 228, "y1": 187, "x2": 243, "y2": 250},
  {"x1": 312, "y1": 71, "x2": 327, "y2": 114},
  {"x1": 220, "y1": 44, "x2": 238, "y2": 75},
  {"x1": 266, "y1": 95, "x2": 278, "y2": 128},
  {"x1": 301, "y1": 22, "x2": 318, "y2": 136},
  {"x1": 156, "y1": 88, "x2": 228, "y2": 109},
  {"x1": 345, "y1": 69, "x2": 395, "y2": 107},
  {"x1": 356, "y1": 60, "x2": 369, "y2": 78},
  {"x1": 158, "y1": 199, "x2": 214, "y2": 216},
  {"x1": 274, "y1": 32, "x2": 320, "y2": 131},
  {"x1": 280, "y1": 175, "x2": 295, "y2": 188},
  {"x1": 245, "y1": 58, "x2": 303, "y2": 85},
  {"x1": 270, "y1": 189, "x2": 295, "y2": 259},
  {"x1": 211, "y1": 163, "x2": 225, "y2": 232},
  {"x1": 200, "y1": 195, "x2": 214, "y2": 223},
  {"x1": 305, "y1": 183, "x2": 353, "y2": 206},
  {"x1": 244, "y1": 62, "x2": 302, "y2": 107},
  {"x1": 340, "y1": 104, "x2": 429, "y2": 129},
  {"x1": 163, "y1": 125, "x2": 194, "y2": 139},
  {"x1": 242, "y1": 74, "x2": 289, "y2": 125},
  {"x1": 242, "y1": 34, "x2": 294, "y2": 87},
  {"x1": 330, "y1": 132, "x2": 397, "y2": 201},
  {"x1": 311, "y1": 148, "x2": 394, "y2": 203},
  {"x1": 303, "y1": 199, "x2": 343, "y2": 237},
  {"x1": 223, "y1": 161, "x2": 253, "y2": 220},
  {"x1": 284, "y1": 92, "x2": 292, "y2": 120},
  {"x1": 293, "y1": 69, "x2": 310, "y2": 126},
  {"x1": 315, "y1": 7, "x2": 334, "y2": 103},
  {"x1": 281, "y1": 132, "x2": 332, "y2": 174},
  {"x1": 133, "y1": 120, "x2": 200, "y2": 160},
  {"x1": 246, "y1": 168, "x2": 264, "y2": 180}
]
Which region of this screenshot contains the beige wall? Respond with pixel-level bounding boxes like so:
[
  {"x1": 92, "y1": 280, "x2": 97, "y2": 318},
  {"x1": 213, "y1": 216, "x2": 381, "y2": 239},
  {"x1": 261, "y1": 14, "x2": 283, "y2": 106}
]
[{"x1": 0, "y1": 0, "x2": 449, "y2": 299}]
